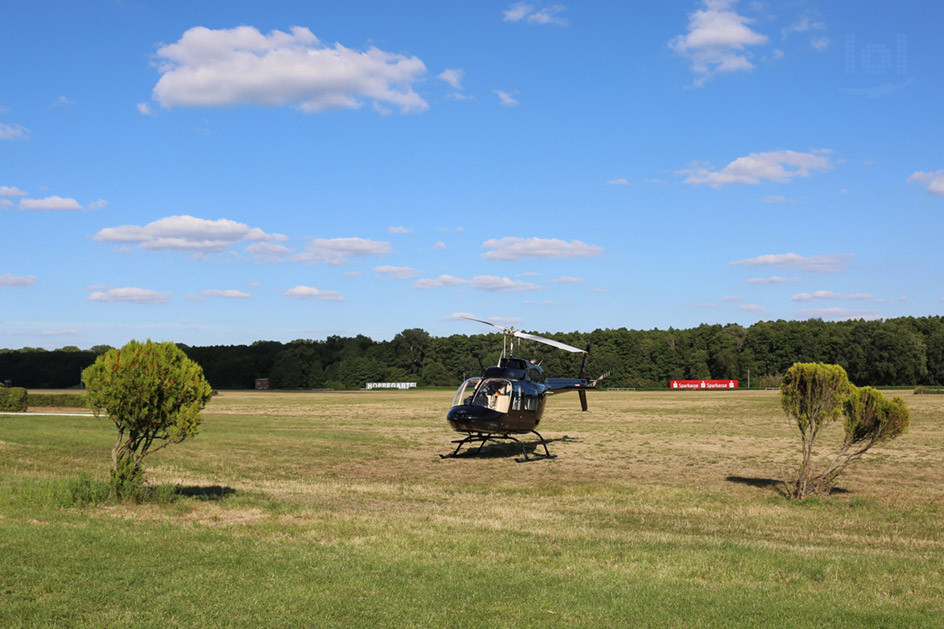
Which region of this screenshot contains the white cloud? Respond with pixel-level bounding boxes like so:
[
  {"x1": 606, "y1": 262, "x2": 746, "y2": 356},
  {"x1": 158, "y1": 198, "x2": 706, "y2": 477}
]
[
  {"x1": 246, "y1": 242, "x2": 295, "y2": 262},
  {"x1": 503, "y1": 3, "x2": 568, "y2": 26},
  {"x1": 0, "y1": 122, "x2": 29, "y2": 139},
  {"x1": 20, "y1": 196, "x2": 84, "y2": 211},
  {"x1": 88, "y1": 287, "x2": 171, "y2": 304},
  {"x1": 669, "y1": 0, "x2": 768, "y2": 86},
  {"x1": 387, "y1": 225, "x2": 413, "y2": 234},
  {"x1": 720, "y1": 295, "x2": 744, "y2": 303},
  {"x1": 795, "y1": 307, "x2": 881, "y2": 321},
  {"x1": 374, "y1": 265, "x2": 420, "y2": 280},
  {"x1": 299, "y1": 237, "x2": 392, "y2": 265},
  {"x1": 738, "y1": 304, "x2": 765, "y2": 312},
  {"x1": 438, "y1": 68, "x2": 465, "y2": 90},
  {"x1": 760, "y1": 195, "x2": 790, "y2": 204},
  {"x1": 441, "y1": 312, "x2": 478, "y2": 321},
  {"x1": 95, "y1": 215, "x2": 286, "y2": 253},
  {"x1": 471, "y1": 275, "x2": 540, "y2": 292},
  {"x1": 494, "y1": 90, "x2": 519, "y2": 107},
  {"x1": 88, "y1": 199, "x2": 109, "y2": 210},
  {"x1": 791, "y1": 290, "x2": 875, "y2": 302},
  {"x1": 201, "y1": 289, "x2": 251, "y2": 299},
  {"x1": 745, "y1": 276, "x2": 800, "y2": 285},
  {"x1": 908, "y1": 170, "x2": 944, "y2": 196},
  {"x1": 152, "y1": 26, "x2": 428, "y2": 114},
  {"x1": 413, "y1": 274, "x2": 468, "y2": 289},
  {"x1": 137, "y1": 102, "x2": 153, "y2": 115},
  {"x1": 0, "y1": 199, "x2": 11, "y2": 208},
  {"x1": 0, "y1": 273, "x2": 36, "y2": 286},
  {"x1": 284, "y1": 285, "x2": 345, "y2": 301},
  {"x1": 608, "y1": 178, "x2": 629, "y2": 185},
  {"x1": 730, "y1": 253, "x2": 852, "y2": 273},
  {"x1": 551, "y1": 276, "x2": 584, "y2": 284},
  {"x1": 0, "y1": 186, "x2": 27, "y2": 196},
  {"x1": 53, "y1": 95, "x2": 75, "y2": 107},
  {"x1": 482, "y1": 237, "x2": 603, "y2": 261},
  {"x1": 433, "y1": 241, "x2": 447, "y2": 250},
  {"x1": 681, "y1": 149, "x2": 832, "y2": 187},
  {"x1": 414, "y1": 274, "x2": 539, "y2": 292}
]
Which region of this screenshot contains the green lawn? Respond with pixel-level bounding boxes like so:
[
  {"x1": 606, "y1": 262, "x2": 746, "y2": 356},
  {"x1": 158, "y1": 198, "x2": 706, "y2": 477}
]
[{"x1": 1, "y1": 390, "x2": 942, "y2": 627}]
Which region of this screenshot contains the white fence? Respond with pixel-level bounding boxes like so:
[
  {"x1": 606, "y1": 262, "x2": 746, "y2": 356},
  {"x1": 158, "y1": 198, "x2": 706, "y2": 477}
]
[{"x1": 365, "y1": 382, "x2": 417, "y2": 390}]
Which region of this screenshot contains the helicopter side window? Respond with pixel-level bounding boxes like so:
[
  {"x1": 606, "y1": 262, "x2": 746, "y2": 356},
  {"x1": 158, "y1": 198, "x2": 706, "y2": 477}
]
[
  {"x1": 522, "y1": 393, "x2": 538, "y2": 411},
  {"x1": 511, "y1": 383, "x2": 522, "y2": 411}
]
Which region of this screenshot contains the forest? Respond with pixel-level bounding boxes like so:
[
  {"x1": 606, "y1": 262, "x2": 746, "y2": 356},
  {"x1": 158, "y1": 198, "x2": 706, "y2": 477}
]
[{"x1": 2, "y1": 316, "x2": 943, "y2": 390}]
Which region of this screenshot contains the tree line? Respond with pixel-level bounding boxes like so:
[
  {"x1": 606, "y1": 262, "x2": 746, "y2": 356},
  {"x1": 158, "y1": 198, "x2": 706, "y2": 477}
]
[{"x1": 2, "y1": 316, "x2": 943, "y2": 390}]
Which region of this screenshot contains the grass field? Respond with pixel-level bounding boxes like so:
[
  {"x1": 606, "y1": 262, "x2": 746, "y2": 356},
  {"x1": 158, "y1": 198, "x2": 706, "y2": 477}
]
[{"x1": 1, "y1": 389, "x2": 942, "y2": 627}]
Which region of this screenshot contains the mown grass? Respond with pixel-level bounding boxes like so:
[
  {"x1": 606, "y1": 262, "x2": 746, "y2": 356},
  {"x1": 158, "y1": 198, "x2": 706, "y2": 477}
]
[{"x1": 1, "y1": 389, "x2": 942, "y2": 627}]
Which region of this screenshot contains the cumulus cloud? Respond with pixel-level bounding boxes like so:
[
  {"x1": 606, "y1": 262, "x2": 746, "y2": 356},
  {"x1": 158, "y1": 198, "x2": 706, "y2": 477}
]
[
  {"x1": 246, "y1": 241, "x2": 295, "y2": 262},
  {"x1": 0, "y1": 186, "x2": 27, "y2": 197},
  {"x1": 503, "y1": 2, "x2": 568, "y2": 26},
  {"x1": 374, "y1": 265, "x2": 421, "y2": 280},
  {"x1": 494, "y1": 90, "x2": 519, "y2": 107},
  {"x1": 137, "y1": 102, "x2": 153, "y2": 115},
  {"x1": 88, "y1": 199, "x2": 109, "y2": 210},
  {"x1": 791, "y1": 290, "x2": 875, "y2": 302},
  {"x1": 670, "y1": 0, "x2": 768, "y2": 86},
  {"x1": 0, "y1": 199, "x2": 11, "y2": 208},
  {"x1": 88, "y1": 287, "x2": 171, "y2": 304},
  {"x1": 738, "y1": 304, "x2": 766, "y2": 312},
  {"x1": 95, "y1": 214, "x2": 287, "y2": 254},
  {"x1": 681, "y1": 149, "x2": 832, "y2": 187},
  {"x1": 0, "y1": 273, "x2": 36, "y2": 286},
  {"x1": 433, "y1": 241, "x2": 447, "y2": 250},
  {"x1": 151, "y1": 26, "x2": 428, "y2": 114},
  {"x1": 908, "y1": 170, "x2": 944, "y2": 196},
  {"x1": 608, "y1": 178, "x2": 629, "y2": 185},
  {"x1": 387, "y1": 225, "x2": 412, "y2": 234},
  {"x1": 0, "y1": 122, "x2": 29, "y2": 139},
  {"x1": 414, "y1": 274, "x2": 539, "y2": 292},
  {"x1": 20, "y1": 196, "x2": 83, "y2": 211},
  {"x1": 730, "y1": 252, "x2": 852, "y2": 273},
  {"x1": 482, "y1": 237, "x2": 603, "y2": 261},
  {"x1": 284, "y1": 285, "x2": 345, "y2": 301},
  {"x1": 551, "y1": 276, "x2": 584, "y2": 284},
  {"x1": 298, "y1": 237, "x2": 392, "y2": 265}
]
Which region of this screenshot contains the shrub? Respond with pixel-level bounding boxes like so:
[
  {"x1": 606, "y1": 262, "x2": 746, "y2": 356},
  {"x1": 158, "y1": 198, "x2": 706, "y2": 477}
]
[
  {"x1": 27, "y1": 393, "x2": 87, "y2": 408},
  {"x1": 82, "y1": 340, "x2": 212, "y2": 496},
  {"x1": 780, "y1": 363, "x2": 910, "y2": 498},
  {"x1": 0, "y1": 387, "x2": 28, "y2": 412}
]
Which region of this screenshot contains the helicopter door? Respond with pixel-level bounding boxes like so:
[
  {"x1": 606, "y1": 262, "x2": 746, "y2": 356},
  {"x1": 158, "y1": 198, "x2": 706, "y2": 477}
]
[{"x1": 470, "y1": 378, "x2": 512, "y2": 413}]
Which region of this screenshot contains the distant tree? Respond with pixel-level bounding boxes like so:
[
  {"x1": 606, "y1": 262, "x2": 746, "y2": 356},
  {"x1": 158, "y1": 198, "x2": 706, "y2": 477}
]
[
  {"x1": 90, "y1": 345, "x2": 115, "y2": 355},
  {"x1": 779, "y1": 363, "x2": 910, "y2": 498},
  {"x1": 82, "y1": 340, "x2": 212, "y2": 496}
]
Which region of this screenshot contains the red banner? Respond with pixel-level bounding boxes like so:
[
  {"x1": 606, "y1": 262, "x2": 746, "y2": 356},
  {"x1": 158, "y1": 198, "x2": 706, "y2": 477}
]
[{"x1": 670, "y1": 379, "x2": 738, "y2": 390}]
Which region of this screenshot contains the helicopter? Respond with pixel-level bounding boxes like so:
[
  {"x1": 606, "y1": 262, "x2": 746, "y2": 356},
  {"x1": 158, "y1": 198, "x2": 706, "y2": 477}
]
[{"x1": 441, "y1": 317, "x2": 607, "y2": 461}]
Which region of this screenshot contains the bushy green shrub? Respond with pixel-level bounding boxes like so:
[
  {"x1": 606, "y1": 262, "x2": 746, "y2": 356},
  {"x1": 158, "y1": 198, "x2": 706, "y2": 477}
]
[
  {"x1": 0, "y1": 387, "x2": 28, "y2": 412},
  {"x1": 27, "y1": 393, "x2": 87, "y2": 408},
  {"x1": 780, "y1": 363, "x2": 910, "y2": 498},
  {"x1": 83, "y1": 339, "x2": 212, "y2": 496},
  {"x1": 914, "y1": 386, "x2": 944, "y2": 395}
]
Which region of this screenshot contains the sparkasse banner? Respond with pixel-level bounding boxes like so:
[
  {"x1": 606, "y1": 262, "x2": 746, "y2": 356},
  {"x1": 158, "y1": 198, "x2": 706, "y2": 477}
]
[{"x1": 670, "y1": 380, "x2": 738, "y2": 390}]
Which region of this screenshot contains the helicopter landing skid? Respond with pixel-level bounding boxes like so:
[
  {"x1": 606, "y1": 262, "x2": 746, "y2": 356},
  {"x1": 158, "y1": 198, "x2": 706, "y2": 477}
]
[{"x1": 439, "y1": 430, "x2": 557, "y2": 462}]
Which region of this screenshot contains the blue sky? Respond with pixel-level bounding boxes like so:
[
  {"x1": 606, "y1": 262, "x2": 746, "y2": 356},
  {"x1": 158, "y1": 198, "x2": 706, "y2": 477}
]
[{"x1": 2, "y1": 0, "x2": 942, "y2": 348}]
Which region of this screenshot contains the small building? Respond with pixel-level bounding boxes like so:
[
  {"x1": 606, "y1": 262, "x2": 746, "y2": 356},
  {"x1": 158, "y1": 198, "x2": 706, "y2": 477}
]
[{"x1": 255, "y1": 378, "x2": 270, "y2": 390}]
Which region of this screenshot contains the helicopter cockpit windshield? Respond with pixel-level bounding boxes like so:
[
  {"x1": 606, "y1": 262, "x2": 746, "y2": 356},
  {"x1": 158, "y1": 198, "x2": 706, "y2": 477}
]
[{"x1": 451, "y1": 377, "x2": 513, "y2": 413}]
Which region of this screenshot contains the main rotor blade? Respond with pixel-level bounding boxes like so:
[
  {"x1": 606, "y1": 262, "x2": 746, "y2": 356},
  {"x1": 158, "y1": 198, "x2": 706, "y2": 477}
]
[
  {"x1": 459, "y1": 316, "x2": 508, "y2": 332},
  {"x1": 514, "y1": 331, "x2": 586, "y2": 353}
]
